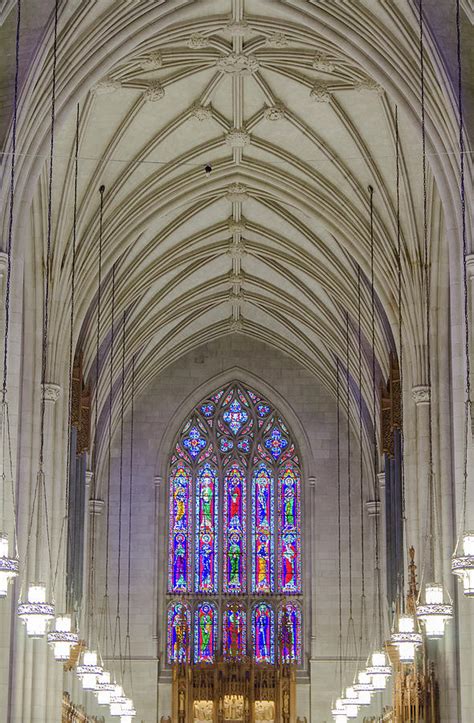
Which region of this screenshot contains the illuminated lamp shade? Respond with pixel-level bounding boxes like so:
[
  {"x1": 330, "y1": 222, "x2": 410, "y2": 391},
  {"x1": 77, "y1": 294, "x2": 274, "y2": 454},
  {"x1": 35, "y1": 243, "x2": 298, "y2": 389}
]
[
  {"x1": 120, "y1": 698, "x2": 136, "y2": 722},
  {"x1": 110, "y1": 685, "x2": 127, "y2": 716},
  {"x1": 367, "y1": 650, "x2": 391, "y2": 690},
  {"x1": 390, "y1": 615, "x2": 422, "y2": 663},
  {"x1": 340, "y1": 687, "x2": 359, "y2": 718},
  {"x1": 452, "y1": 532, "x2": 474, "y2": 597},
  {"x1": 76, "y1": 650, "x2": 102, "y2": 690},
  {"x1": 0, "y1": 533, "x2": 18, "y2": 597},
  {"x1": 47, "y1": 615, "x2": 78, "y2": 661},
  {"x1": 331, "y1": 698, "x2": 348, "y2": 722},
  {"x1": 96, "y1": 670, "x2": 115, "y2": 705},
  {"x1": 416, "y1": 583, "x2": 453, "y2": 639},
  {"x1": 17, "y1": 583, "x2": 54, "y2": 638},
  {"x1": 353, "y1": 670, "x2": 373, "y2": 705}
]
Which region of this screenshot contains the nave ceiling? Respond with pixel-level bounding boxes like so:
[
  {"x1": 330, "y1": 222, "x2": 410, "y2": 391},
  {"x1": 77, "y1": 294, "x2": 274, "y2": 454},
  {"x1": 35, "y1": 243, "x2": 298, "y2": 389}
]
[{"x1": 1, "y1": 0, "x2": 471, "y2": 471}]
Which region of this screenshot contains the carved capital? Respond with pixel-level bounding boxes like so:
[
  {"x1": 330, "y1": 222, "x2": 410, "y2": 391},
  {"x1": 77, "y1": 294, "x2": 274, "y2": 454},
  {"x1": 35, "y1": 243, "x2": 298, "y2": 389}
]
[
  {"x1": 85, "y1": 470, "x2": 94, "y2": 486},
  {"x1": 309, "y1": 82, "x2": 331, "y2": 103},
  {"x1": 377, "y1": 471, "x2": 386, "y2": 490},
  {"x1": 225, "y1": 183, "x2": 249, "y2": 203},
  {"x1": 411, "y1": 385, "x2": 430, "y2": 405},
  {"x1": 308, "y1": 476, "x2": 317, "y2": 488},
  {"x1": 140, "y1": 51, "x2": 162, "y2": 71},
  {"x1": 265, "y1": 32, "x2": 289, "y2": 48},
  {"x1": 143, "y1": 81, "x2": 165, "y2": 102},
  {"x1": 366, "y1": 500, "x2": 380, "y2": 517},
  {"x1": 89, "y1": 498, "x2": 104, "y2": 516},
  {"x1": 223, "y1": 20, "x2": 251, "y2": 37},
  {"x1": 225, "y1": 128, "x2": 251, "y2": 148},
  {"x1": 0, "y1": 251, "x2": 8, "y2": 278},
  {"x1": 187, "y1": 33, "x2": 207, "y2": 49},
  {"x1": 229, "y1": 317, "x2": 244, "y2": 332},
  {"x1": 216, "y1": 53, "x2": 259, "y2": 76},
  {"x1": 466, "y1": 254, "x2": 474, "y2": 279},
  {"x1": 228, "y1": 218, "x2": 246, "y2": 234},
  {"x1": 190, "y1": 102, "x2": 213, "y2": 121},
  {"x1": 354, "y1": 77, "x2": 384, "y2": 95},
  {"x1": 42, "y1": 383, "x2": 61, "y2": 403},
  {"x1": 313, "y1": 52, "x2": 335, "y2": 72},
  {"x1": 263, "y1": 102, "x2": 286, "y2": 121},
  {"x1": 92, "y1": 77, "x2": 122, "y2": 96},
  {"x1": 154, "y1": 475, "x2": 163, "y2": 488}
]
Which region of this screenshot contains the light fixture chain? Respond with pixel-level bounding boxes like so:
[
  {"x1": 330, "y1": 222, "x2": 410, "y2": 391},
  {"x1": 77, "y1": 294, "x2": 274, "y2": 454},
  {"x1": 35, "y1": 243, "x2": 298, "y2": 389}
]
[
  {"x1": 357, "y1": 265, "x2": 367, "y2": 655},
  {"x1": 456, "y1": 0, "x2": 471, "y2": 538},
  {"x1": 2, "y1": 0, "x2": 21, "y2": 404},
  {"x1": 336, "y1": 357, "x2": 343, "y2": 693},
  {"x1": 346, "y1": 311, "x2": 353, "y2": 621},
  {"x1": 124, "y1": 354, "x2": 135, "y2": 692}
]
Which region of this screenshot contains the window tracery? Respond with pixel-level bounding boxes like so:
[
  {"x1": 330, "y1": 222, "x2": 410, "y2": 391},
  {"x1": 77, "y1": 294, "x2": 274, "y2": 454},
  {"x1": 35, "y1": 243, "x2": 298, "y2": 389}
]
[{"x1": 167, "y1": 383, "x2": 302, "y2": 665}]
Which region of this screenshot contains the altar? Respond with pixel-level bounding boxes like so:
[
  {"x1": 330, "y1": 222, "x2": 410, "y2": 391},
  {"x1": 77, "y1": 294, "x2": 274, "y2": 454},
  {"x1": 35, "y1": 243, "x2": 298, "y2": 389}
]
[{"x1": 171, "y1": 660, "x2": 295, "y2": 723}]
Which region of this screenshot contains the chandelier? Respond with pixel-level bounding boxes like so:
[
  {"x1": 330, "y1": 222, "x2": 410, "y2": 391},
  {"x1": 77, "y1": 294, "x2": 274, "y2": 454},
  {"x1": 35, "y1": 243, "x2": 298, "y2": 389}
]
[
  {"x1": 417, "y1": 582, "x2": 454, "y2": 638},
  {"x1": 391, "y1": 614, "x2": 422, "y2": 662},
  {"x1": 120, "y1": 698, "x2": 136, "y2": 722},
  {"x1": 452, "y1": 533, "x2": 474, "y2": 596},
  {"x1": 110, "y1": 684, "x2": 127, "y2": 716},
  {"x1": 340, "y1": 687, "x2": 359, "y2": 718},
  {"x1": 0, "y1": 533, "x2": 18, "y2": 597},
  {"x1": 367, "y1": 650, "x2": 391, "y2": 690},
  {"x1": 77, "y1": 650, "x2": 102, "y2": 690},
  {"x1": 96, "y1": 670, "x2": 115, "y2": 705},
  {"x1": 17, "y1": 583, "x2": 55, "y2": 638},
  {"x1": 331, "y1": 698, "x2": 348, "y2": 722},
  {"x1": 47, "y1": 614, "x2": 78, "y2": 661},
  {"x1": 353, "y1": 670, "x2": 373, "y2": 706}
]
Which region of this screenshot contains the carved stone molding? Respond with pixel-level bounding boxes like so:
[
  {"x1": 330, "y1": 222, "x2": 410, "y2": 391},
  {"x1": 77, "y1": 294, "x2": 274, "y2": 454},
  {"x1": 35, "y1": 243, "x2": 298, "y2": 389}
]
[
  {"x1": 366, "y1": 500, "x2": 380, "y2": 517},
  {"x1": 411, "y1": 385, "x2": 430, "y2": 405},
  {"x1": 42, "y1": 383, "x2": 61, "y2": 404},
  {"x1": 187, "y1": 33, "x2": 208, "y2": 49},
  {"x1": 466, "y1": 254, "x2": 474, "y2": 279},
  {"x1": 313, "y1": 52, "x2": 335, "y2": 72},
  {"x1": 225, "y1": 128, "x2": 251, "y2": 148},
  {"x1": 229, "y1": 290, "x2": 244, "y2": 304},
  {"x1": 308, "y1": 476, "x2": 317, "y2": 488},
  {"x1": 0, "y1": 251, "x2": 7, "y2": 277},
  {"x1": 190, "y1": 102, "x2": 213, "y2": 121},
  {"x1": 143, "y1": 81, "x2": 165, "y2": 102},
  {"x1": 354, "y1": 77, "x2": 384, "y2": 95},
  {"x1": 228, "y1": 242, "x2": 246, "y2": 261},
  {"x1": 85, "y1": 471, "x2": 93, "y2": 487},
  {"x1": 263, "y1": 102, "x2": 286, "y2": 121},
  {"x1": 223, "y1": 20, "x2": 251, "y2": 37},
  {"x1": 225, "y1": 183, "x2": 249, "y2": 203},
  {"x1": 228, "y1": 218, "x2": 246, "y2": 234},
  {"x1": 89, "y1": 498, "x2": 104, "y2": 516},
  {"x1": 265, "y1": 32, "x2": 289, "y2": 48},
  {"x1": 229, "y1": 317, "x2": 244, "y2": 332},
  {"x1": 216, "y1": 53, "x2": 259, "y2": 76},
  {"x1": 377, "y1": 471, "x2": 386, "y2": 491},
  {"x1": 91, "y1": 77, "x2": 122, "y2": 96},
  {"x1": 140, "y1": 51, "x2": 163, "y2": 71},
  {"x1": 154, "y1": 475, "x2": 163, "y2": 488},
  {"x1": 309, "y1": 82, "x2": 331, "y2": 103},
  {"x1": 228, "y1": 270, "x2": 245, "y2": 287}
]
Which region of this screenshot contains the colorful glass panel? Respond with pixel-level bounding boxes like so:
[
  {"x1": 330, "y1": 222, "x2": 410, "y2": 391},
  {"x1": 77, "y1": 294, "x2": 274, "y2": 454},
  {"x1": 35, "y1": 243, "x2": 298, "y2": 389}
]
[
  {"x1": 223, "y1": 464, "x2": 246, "y2": 594},
  {"x1": 194, "y1": 602, "x2": 217, "y2": 663},
  {"x1": 256, "y1": 402, "x2": 271, "y2": 417},
  {"x1": 253, "y1": 603, "x2": 275, "y2": 663},
  {"x1": 264, "y1": 427, "x2": 288, "y2": 460},
  {"x1": 183, "y1": 425, "x2": 207, "y2": 458},
  {"x1": 278, "y1": 465, "x2": 301, "y2": 593},
  {"x1": 168, "y1": 464, "x2": 191, "y2": 592},
  {"x1": 195, "y1": 463, "x2": 218, "y2": 593},
  {"x1": 223, "y1": 399, "x2": 249, "y2": 435},
  {"x1": 278, "y1": 604, "x2": 301, "y2": 663},
  {"x1": 200, "y1": 402, "x2": 215, "y2": 418},
  {"x1": 167, "y1": 603, "x2": 190, "y2": 664},
  {"x1": 252, "y1": 464, "x2": 274, "y2": 593},
  {"x1": 223, "y1": 605, "x2": 247, "y2": 660},
  {"x1": 220, "y1": 437, "x2": 234, "y2": 453}
]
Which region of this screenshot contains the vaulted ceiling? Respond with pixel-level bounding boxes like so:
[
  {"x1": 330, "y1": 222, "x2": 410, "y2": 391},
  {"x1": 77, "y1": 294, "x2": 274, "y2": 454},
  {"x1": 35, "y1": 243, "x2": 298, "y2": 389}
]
[{"x1": 1, "y1": 0, "x2": 470, "y2": 464}]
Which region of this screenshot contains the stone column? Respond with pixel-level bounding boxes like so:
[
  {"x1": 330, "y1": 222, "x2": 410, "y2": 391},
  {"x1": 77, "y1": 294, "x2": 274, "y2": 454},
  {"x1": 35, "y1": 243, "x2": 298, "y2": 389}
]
[
  {"x1": 307, "y1": 475, "x2": 317, "y2": 723},
  {"x1": 410, "y1": 385, "x2": 431, "y2": 563},
  {"x1": 377, "y1": 471, "x2": 388, "y2": 609}
]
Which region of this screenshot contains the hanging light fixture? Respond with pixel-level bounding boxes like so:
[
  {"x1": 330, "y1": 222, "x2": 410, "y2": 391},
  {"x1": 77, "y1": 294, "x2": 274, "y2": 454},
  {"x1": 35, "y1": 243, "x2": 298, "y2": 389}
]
[
  {"x1": 353, "y1": 670, "x2": 373, "y2": 706},
  {"x1": 77, "y1": 650, "x2": 102, "y2": 690},
  {"x1": 452, "y1": 533, "x2": 474, "y2": 596},
  {"x1": 120, "y1": 698, "x2": 136, "y2": 722},
  {"x1": 47, "y1": 614, "x2": 78, "y2": 660},
  {"x1": 417, "y1": 583, "x2": 454, "y2": 638},
  {"x1": 450, "y1": 0, "x2": 474, "y2": 599},
  {"x1": 110, "y1": 684, "x2": 127, "y2": 716},
  {"x1": 340, "y1": 687, "x2": 359, "y2": 718},
  {"x1": 96, "y1": 670, "x2": 115, "y2": 705},
  {"x1": 0, "y1": 533, "x2": 18, "y2": 597},
  {"x1": 391, "y1": 614, "x2": 422, "y2": 662},
  {"x1": 367, "y1": 650, "x2": 391, "y2": 690},
  {"x1": 17, "y1": 583, "x2": 54, "y2": 637},
  {"x1": 331, "y1": 699, "x2": 348, "y2": 723}
]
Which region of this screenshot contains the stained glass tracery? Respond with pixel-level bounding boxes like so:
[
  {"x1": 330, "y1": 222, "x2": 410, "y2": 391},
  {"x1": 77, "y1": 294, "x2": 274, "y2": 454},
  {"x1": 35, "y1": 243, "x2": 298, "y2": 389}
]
[{"x1": 167, "y1": 383, "x2": 302, "y2": 665}]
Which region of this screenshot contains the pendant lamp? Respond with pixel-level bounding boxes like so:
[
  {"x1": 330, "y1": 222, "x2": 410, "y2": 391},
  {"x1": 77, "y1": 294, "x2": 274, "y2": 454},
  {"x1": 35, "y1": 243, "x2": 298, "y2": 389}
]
[
  {"x1": 452, "y1": 533, "x2": 474, "y2": 596},
  {"x1": 0, "y1": 533, "x2": 18, "y2": 596},
  {"x1": 331, "y1": 699, "x2": 348, "y2": 723},
  {"x1": 353, "y1": 670, "x2": 373, "y2": 706},
  {"x1": 96, "y1": 670, "x2": 115, "y2": 705},
  {"x1": 391, "y1": 614, "x2": 422, "y2": 662},
  {"x1": 417, "y1": 583, "x2": 454, "y2": 638},
  {"x1": 77, "y1": 650, "x2": 102, "y2": 690},
  {"x1": 47, "y1": 614, "x2": 78, "y2": 660},
  {"x1": 367, "y1": 650, "x2": 391, "y2": 690},
  {"x1": 18, "y1": 583, "x2": 54, "y2": 637}
]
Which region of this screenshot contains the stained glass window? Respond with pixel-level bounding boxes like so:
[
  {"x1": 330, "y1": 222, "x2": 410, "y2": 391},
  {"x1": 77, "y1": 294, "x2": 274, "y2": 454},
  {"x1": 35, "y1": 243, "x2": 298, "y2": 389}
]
[
  {"x1": 223, "y1": 604, "x2": 247, "y2": 660},
  {"x1": 253, "y1": 603, "x2": 275, "y2": 664},
  {"x1": 168, "y1": 464, "x2": 192, "y2": 593},
  {"x1": 252, "y1": 464, "x2": 275, "y2": 593},
  {"x1": 278, "y1": 464, "x2": 301, "y2": 594},
  {"x1": 167, "y1": 383, "x2": 303, "y2": 665},
  {"x1": 278, "y1": 603, "x2": 302, "y2": 663},
  {"x1": 194, "y1": 602, "x2": 217, "y2": 663},
  {"x1": 195, "y1": 463, "x2": 218, "y2": 593},
  {"x1": 223, "y1": 464, "x2": 246, "y2": 594},
  {"x1": 167, "y1": 603, "x2": 191, "y2": 664}
]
